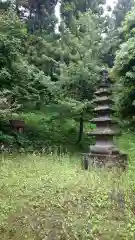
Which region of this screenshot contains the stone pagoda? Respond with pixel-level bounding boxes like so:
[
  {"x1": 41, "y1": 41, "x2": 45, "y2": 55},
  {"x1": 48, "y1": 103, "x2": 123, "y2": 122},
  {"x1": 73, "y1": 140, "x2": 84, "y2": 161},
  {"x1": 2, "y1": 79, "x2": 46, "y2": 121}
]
[{"x1": 83, "y1": 69, "x2": 127, "y2": 170}]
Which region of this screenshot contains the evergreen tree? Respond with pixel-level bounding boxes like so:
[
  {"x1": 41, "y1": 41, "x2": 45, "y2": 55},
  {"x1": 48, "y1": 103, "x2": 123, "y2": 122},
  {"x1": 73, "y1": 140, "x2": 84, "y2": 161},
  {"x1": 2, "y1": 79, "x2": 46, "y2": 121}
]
[
  {"x1": 15, "y1": 0, "x2": 58, "y2": 33},
  {"x1": 0, "y1": 11, "x2": 54, "y2": 112},
  {"x1": 112, "y1": 5, "x2": 135, "y2": 119},
  {"x1": 57, "y1": 10, "x2": 103, "y2": 142},
  {"x1": 113, "y1": 0, "x2": 134, "y2": 27},
  {"x1": 101, "y1": 0, "x2": 134, "y2": 68},
  {"x1": 61, "y1": 0, "x2": 105, "y2": 29}
]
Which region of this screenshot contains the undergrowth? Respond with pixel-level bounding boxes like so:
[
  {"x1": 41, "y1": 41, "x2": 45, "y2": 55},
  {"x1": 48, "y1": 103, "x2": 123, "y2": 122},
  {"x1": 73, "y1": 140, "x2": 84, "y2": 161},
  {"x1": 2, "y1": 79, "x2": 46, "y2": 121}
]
[
  {"x1": 0, "y1": 133, "x2": 135, "y2": 239},
  {"x1": 0, "y1": 110, "x2": 93, "y2": 153}
]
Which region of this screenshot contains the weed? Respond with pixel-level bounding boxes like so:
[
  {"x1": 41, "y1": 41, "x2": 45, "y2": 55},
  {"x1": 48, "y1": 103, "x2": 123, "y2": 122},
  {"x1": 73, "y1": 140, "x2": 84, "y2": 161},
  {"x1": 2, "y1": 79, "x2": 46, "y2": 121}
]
[{"x1": 0, "y1": 134, "x2": 135, "y2": 239}]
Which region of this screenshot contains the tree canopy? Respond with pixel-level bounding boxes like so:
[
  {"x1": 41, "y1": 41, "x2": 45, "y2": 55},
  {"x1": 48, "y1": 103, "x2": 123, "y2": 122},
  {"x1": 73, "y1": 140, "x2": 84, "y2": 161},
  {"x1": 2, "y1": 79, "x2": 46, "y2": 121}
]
[{"x1": 112, "y1": 6, "x2": 135, "y2": 118}]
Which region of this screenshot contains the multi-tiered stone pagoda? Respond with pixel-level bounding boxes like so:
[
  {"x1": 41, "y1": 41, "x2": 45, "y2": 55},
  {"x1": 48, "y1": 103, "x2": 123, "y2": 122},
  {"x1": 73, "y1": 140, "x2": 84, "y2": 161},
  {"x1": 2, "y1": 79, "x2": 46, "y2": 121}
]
[{"x1": 83, "y1": 69, "x2": 127, "y2": 170}]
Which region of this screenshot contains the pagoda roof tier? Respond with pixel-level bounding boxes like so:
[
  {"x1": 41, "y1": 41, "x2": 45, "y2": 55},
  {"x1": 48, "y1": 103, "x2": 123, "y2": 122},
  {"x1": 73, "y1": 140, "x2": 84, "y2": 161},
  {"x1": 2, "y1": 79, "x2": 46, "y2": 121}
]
[
  {"x1": 90, "y1": 117, "x2": 117, "y2": 123},
  {"x1": 99, "y1": 83, "x2": 111, "y2": 88},
  {"x1": 95, "y1": 88, "x2": 111, "y2": 95},
  {"x1": 94, "y1": 106, "x2": 114, "y2": 112},
  {"x1": 87, "y1": 153, "x2": 123, "y2": 158},
  {"x1": 88, "y1": 129, "x2": 120, "y2": 136},
  {"x1": 92, "y1": 96, "x2": 113, "y2": 104},
  {"x1": 90, "y1": 146, "x2": 120, "y2": 154}
]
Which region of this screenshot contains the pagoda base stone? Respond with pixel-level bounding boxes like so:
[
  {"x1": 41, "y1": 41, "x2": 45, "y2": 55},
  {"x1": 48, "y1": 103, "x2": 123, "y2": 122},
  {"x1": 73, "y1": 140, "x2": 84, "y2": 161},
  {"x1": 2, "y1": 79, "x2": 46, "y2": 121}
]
[{"x1": 82, "y1": 152, "x2": 127, "y2": 170}]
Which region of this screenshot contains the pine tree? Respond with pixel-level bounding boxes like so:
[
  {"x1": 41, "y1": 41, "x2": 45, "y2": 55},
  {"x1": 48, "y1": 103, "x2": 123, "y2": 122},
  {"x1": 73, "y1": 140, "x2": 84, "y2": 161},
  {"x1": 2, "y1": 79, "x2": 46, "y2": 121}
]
[
  {"x1": 112, "y1": 5, "x2": 135, "y2": 119},
  {"x1": 15, "y1": 0, "x2": 59, "y2": 33},
  {"x1": 61, "y1": 0, "x2": 105, "y2": 29},
  {"x1": 0, "y1": 11, "x2": 54, "y2": 112},
  {"x1": 113, "y1": 0, "x2": 134, "y2": 27},
  {"x1": 101, "y1": 0, "x2": 134, "y2": 68}
]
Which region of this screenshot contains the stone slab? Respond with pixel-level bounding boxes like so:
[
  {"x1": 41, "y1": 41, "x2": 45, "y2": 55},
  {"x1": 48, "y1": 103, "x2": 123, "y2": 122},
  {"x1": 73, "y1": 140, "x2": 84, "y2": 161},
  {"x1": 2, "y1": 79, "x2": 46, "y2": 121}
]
[
  {"x1": 88, "y1": 129, "x2": 120, "y2": 136},
  {"x1": 82, "y1": 153, "x2": 127, "y2": 170}
]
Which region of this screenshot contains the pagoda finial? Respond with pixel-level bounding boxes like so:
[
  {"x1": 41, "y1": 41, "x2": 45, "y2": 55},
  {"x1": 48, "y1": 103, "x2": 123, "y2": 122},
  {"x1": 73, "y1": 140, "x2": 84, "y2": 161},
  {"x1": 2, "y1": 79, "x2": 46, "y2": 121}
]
[{"x1": 102, "y1": 68, "x2": 108, "y2": 80}]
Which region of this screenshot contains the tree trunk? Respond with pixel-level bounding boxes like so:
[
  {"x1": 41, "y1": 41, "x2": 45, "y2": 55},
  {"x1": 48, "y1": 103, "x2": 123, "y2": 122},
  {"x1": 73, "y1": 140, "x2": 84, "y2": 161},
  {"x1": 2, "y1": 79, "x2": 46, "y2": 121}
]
[
  {"x1": 15, "y1": 0, "x2": 20, "y2": 16},
  {"x1": 76, "y1": 113, "x2": 83, "y2": 144}
]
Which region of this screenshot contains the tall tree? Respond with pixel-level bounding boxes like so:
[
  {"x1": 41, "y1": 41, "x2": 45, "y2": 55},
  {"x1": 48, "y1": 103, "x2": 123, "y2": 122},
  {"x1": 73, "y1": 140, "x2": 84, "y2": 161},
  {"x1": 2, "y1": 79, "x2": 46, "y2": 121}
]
[
  {"x1": 101, "y1": 0, "x2": 134, "y2": 68},
  {"x1": 112, "y1": 5, "x2": 135, "y2": 119},
  {"x1": 113, "y1": 0, "x2": 134, "y2": 27},
  {"x1": 60, "y1": 0, "x2": 105, "y2": 30},
  {"x1": 15, "y1": 0, "x2": 59, "y2": 33},
  {"x1": 0, "y1": 11, "x2": 54, "y2": 111},
  {"x1": 58, "y1": 11, "x2": 103, "y2": 142}
]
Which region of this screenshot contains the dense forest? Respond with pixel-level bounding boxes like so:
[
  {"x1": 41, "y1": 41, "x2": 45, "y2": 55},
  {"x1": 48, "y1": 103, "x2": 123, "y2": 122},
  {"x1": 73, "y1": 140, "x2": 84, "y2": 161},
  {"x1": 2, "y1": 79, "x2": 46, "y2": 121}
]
[{"x1": 0, "y1": 0, "x2": 135, "y2": 152}]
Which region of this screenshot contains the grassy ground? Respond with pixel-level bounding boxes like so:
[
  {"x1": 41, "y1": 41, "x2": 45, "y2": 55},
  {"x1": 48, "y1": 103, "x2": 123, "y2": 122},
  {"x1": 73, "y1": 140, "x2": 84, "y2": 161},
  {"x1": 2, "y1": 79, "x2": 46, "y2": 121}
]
[{"x1": 0, "y1": 133, "x2": 135, "y2": 239}]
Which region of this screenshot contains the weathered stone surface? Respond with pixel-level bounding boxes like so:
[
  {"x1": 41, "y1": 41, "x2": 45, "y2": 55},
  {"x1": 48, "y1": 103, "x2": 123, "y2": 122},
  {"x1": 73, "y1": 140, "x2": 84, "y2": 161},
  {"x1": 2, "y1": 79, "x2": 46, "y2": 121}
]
[
  {"x1": 82, "y1": 153, "x2": 127, "y2": 170},
  {"x1": 94, "y1": 106, "x2": 114, "y2": 112},
  {"x1": 89, "y1": 128, "x2": 120, "y2": 136},
  {"x1": 95, "y1": 88, "x2": 111, "y2": 95},
  {"x1": 90, "y1": 117, "x2": 117, "y2": 123},
  {"x1": 82, "y1": 69, "x2": 127, "y2": 170},
  {"x1": 92, "y1": 96, "x2": 113, "y2": 104},
  {"x1": 90, "y1": 145, "x2": 119, "y2": 154}
]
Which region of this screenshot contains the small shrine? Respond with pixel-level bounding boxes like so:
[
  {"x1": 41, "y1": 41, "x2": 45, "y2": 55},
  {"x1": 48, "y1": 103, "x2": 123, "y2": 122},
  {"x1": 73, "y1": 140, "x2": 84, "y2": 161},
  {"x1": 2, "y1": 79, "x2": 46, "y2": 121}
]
[
  {"x1": 9, "y1": 120, "x2": 25, "y2": 133},
  {"x1": 83, "y1": 69, "x2": 127, "y2": 169}
]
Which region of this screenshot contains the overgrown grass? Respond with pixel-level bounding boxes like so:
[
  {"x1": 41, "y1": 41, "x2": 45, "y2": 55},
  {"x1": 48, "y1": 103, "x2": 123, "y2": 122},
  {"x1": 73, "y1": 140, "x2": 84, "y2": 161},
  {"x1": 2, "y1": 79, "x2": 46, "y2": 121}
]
[{"x1": 0, "y1": 134, "x2": 135, "y2": 239}]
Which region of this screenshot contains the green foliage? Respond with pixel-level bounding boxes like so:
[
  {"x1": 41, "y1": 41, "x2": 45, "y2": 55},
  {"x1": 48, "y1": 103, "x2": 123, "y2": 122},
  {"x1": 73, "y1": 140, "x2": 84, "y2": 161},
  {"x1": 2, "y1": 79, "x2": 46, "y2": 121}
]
[
  {"x1": 59, "y1": 11, "x2": 102, "y2": 102},
  {"x1": 0, "y1": 131, "x2": 15, "y2": 145},
  {"x1": 112, "y1": 6, "x2": 135, "y2": 119},
  {"x1": 0, "y1": 11, "x2": 27, "y2": 38},
  {"x1": 113, "y1": 0, "x2": 134, "y2": 28},
  {"x1": 0, "y1": 11, "x2": 55, "y2": 112},
  {"x1": 0, "y1": 0, "x2": 104, "y2": 151},
  {"x1": 61, "y1": 0, "x2": 105, "y2": 29},
  {"x1": 0, "y1": 90, "x2": 20, "y2": 118},
  {"x1": 24, "y1": 33, "x2": 60, "y2": 83},
  {"x1": 0, "y1": 133, "x2": 135, "y2": 239},
  {"x1": 15, "y1": 0, "x2": 58, "y2": 33},
  {"x1": 6, "y1": 109, "x2": 92, "y2": 152},
  {"x1": 121, "y1": 7, "x2": 135, "y2": 39},
  {"x1": 101, "y1": 0, "x2": 134, "y2": 68}
]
